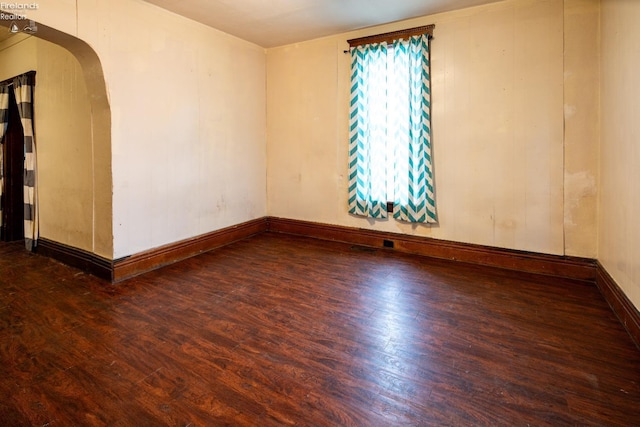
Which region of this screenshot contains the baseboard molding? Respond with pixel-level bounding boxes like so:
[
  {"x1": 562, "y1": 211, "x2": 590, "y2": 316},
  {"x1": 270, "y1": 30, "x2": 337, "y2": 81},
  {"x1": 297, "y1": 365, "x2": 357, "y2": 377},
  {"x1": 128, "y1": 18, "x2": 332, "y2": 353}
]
[
  {"x1": 112, "y1": 217, "x2": 268, "y2": 282},
  {"x1": 34, "y1": 216, "x2": 640, "y2": 350},
  {"x1": 596, "y1": 262, "x2": 640, "y2": 349},
  {"x1": 266, "y1": 217, "x2": 597, "y2": 282},
  {"x1": 34, "y1": 217, "x2": 600, "y2": 284},
  {"x1": 35, "y1": 238, "x2": 114, "y2": 282}
]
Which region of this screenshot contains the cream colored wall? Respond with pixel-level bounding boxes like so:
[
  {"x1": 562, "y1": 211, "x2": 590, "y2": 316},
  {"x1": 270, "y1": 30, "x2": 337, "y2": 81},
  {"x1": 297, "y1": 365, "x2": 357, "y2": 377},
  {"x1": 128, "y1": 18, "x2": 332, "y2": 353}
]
[
  {"x1": 563, "y1": 0, "x2": 599, "y2": 258},
  {"x1": 34, "y1": 38, "x2": 95, "y2": 252},
  {"x1": 600, "y1": 0, "x2": 640, "y2": 310},
  {"x1": 14, "y1": 0, "x2": 601, "y2": 266},
  {"x1": 100, "y1": 3, "x2": 267, "y2": 258},
  {"x1": 10, "y1": 0, "x2": 633, "y2": 314},
  {"x1": 267, "y1": 0, "x2": 569, "y2": 255},
  {"x1": 0, "y1": 35, "x2": 37, "y2": 78},
  {"x1": 30, "y1": 0, "x2": 268, "y2": 259},
  {"x1": 0, "y1": 35, "x2": 96, "y2": 253}
]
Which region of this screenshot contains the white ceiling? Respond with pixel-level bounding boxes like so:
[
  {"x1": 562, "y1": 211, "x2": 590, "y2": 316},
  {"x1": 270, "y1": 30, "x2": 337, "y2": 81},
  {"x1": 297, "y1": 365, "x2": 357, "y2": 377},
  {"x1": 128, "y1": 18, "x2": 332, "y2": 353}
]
[{"x1": 142, "y1": 0, "x2": 503, "y2": 48}]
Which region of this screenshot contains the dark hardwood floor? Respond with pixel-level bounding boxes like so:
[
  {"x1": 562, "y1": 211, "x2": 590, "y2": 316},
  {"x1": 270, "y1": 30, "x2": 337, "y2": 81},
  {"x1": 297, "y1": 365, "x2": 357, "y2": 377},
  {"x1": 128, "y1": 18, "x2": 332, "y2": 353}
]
[{"x1": 1, "y1": 233, "x2": 639, "y2": 426}]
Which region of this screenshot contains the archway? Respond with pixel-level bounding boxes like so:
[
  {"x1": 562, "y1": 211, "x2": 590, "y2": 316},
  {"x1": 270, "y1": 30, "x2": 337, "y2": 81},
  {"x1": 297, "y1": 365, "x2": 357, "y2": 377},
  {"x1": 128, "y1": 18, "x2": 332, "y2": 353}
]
[{"x1": 0, "y1": 18, "x2": 113, "y2": 259}]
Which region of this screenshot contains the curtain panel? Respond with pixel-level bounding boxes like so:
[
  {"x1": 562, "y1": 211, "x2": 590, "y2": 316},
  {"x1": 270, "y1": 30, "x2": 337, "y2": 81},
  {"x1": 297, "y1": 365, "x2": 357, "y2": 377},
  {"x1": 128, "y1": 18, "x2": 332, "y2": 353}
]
[
  {"x1": 12, "y1": 73, "x2": 38, "y2": 250},
  {"x1": 391, "y1": 35, "x2": 436, "y2": 224},
  {"x1": 348, "y1": 41, "x2": 389, "y2": 219},
  {"x1": 348, "y1": 33, "x2": 437, "y2": 224},
  {"x1": 0, "y1": 84, "x2": 10, "y2": 231}
]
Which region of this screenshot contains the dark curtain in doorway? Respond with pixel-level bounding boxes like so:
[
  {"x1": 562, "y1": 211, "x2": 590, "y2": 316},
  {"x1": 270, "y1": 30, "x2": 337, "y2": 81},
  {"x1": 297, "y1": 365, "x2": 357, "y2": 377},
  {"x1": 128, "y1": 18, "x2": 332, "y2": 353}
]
[
  {"x1": 0, "y1": 71, "x2": 37, "y2": 251},
  {"x1": 0, "y1": 84, "x2": 10, "y2": 234}
]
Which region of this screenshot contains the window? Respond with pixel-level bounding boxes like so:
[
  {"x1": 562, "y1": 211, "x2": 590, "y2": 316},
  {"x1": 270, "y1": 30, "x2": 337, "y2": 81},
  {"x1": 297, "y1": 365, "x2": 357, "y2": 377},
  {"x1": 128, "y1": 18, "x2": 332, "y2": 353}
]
[{"x1": 348, "y1": 26, "x2": 437, "y2": 224}]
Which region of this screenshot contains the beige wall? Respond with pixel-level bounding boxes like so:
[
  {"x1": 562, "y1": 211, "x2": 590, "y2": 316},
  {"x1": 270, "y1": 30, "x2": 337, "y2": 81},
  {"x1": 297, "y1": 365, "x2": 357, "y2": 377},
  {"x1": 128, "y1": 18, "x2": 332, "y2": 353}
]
[
  {"x1": 267, "y1": 0, "x2": 577, "y2": 255},
  {"x1": 5, "y1": 1, "x2": 604, "y2": 264},
  {"x1": 102, "y1": 3, "x2": 268, "y2": 259},
  {"x1": 29, "y1": 0, "x2": 268, "y2": 259},
  {"x1": 35, "y1": 38, "x2": 95, "y2": 252},
  {"x1": 5, "y1": 0, "x2": 637, "y2": 315},
  {"x1": 9, "y1": 0, "x2": 636, "y2": 314},
  {"x1": 0, "y1": 35, "x2": 98, "y2": 253},
  {"x1": 563, "y1": 0, "x2": 599, "y2": 258},
  {"x1": 0, "y1": 35, "x2": 37, "y2": 78},
  {"x1": 600, "y1": 0, "x2": 640, "y2": 310}
]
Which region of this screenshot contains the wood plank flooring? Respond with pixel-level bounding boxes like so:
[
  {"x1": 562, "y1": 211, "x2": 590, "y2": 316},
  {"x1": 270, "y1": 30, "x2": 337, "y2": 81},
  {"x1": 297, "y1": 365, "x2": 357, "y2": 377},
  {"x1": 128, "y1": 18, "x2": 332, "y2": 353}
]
[{"x1": 1, "y1": 233, "x2": 639, "y2": 426}]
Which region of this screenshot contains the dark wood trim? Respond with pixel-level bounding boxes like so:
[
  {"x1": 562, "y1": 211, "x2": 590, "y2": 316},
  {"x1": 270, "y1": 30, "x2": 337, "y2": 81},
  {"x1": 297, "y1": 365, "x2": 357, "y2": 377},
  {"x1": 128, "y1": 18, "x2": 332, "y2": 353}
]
[
  {"x1": 35, "y1": 218, "x2": 268, "y2": 283},
  {"x1": 266, "y1": 217, "x2": 597, "y2": 282},
  {"x1": 35, "y1": 238, "x2": 113, "y2": 282},
  {"x1": 347, "y1": 24, "x2": 434, "y2": 47},
  {"x1": 596, "y1": 262, "x2": 640, "y2": 349},
  {"x1": 112, "y1": 217, "x2": 268, "y2": 282},
  {"x1": 33, "y1": 216, "x2": 640, "y2": 352}
]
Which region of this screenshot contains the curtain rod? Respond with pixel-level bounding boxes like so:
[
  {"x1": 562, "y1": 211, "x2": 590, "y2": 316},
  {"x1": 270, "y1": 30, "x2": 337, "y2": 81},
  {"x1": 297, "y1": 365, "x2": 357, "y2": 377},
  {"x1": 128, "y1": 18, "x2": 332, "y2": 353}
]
[{"x1": 347, "y1": 24, "x2": 435, "y2": 48}]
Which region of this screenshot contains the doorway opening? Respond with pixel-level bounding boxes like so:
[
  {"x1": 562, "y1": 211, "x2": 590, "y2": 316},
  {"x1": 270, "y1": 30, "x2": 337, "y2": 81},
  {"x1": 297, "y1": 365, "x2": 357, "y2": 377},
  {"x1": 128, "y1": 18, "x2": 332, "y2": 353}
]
[{"x1": 0, "y1": 21, "x2": 113, "y2": 258}]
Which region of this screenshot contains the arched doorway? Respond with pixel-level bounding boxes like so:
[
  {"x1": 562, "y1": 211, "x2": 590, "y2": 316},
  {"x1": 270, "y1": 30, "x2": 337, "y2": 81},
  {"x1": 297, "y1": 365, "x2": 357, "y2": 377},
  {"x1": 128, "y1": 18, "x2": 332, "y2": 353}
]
[{"x1": 0, "y1": 19, "x2": 113, "y2": 259}]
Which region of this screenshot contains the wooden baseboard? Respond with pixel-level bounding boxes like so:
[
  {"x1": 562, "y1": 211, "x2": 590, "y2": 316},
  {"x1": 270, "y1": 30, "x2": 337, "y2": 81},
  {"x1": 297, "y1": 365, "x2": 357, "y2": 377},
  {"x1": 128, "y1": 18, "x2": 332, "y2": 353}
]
[
  {"x1": 266, "y1": 217, "x2": 597, "y2": 282},
  {"x1": 112, "y1": 217, "x2": 268, "y2": 282},
  {"x1": 596, "y1": 262, "x2": 640, "y2": 349},
  {"x1": 35, "y1": 216, "x2": 640, "y2": 350},
  {"x1": 34, "y1": 216, "x2": 599, "y2": 284},
  {"x1": 35, "y1": 238, "x2": 114, "y2": 282}
]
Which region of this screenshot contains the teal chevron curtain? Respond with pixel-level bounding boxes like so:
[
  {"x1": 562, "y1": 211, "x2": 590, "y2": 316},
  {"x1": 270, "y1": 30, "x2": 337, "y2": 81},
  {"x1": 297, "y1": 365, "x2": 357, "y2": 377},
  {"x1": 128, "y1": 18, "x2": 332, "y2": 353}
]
[
  {"x1": 348, "y1": 32, "x2": 436, "y2": 223},
  {"x1": 348, "y1": 42, "x2": 389, "y2": 219},
  {"x1": 392, "y1": 35, "x2": 436, "y2": 223}
]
